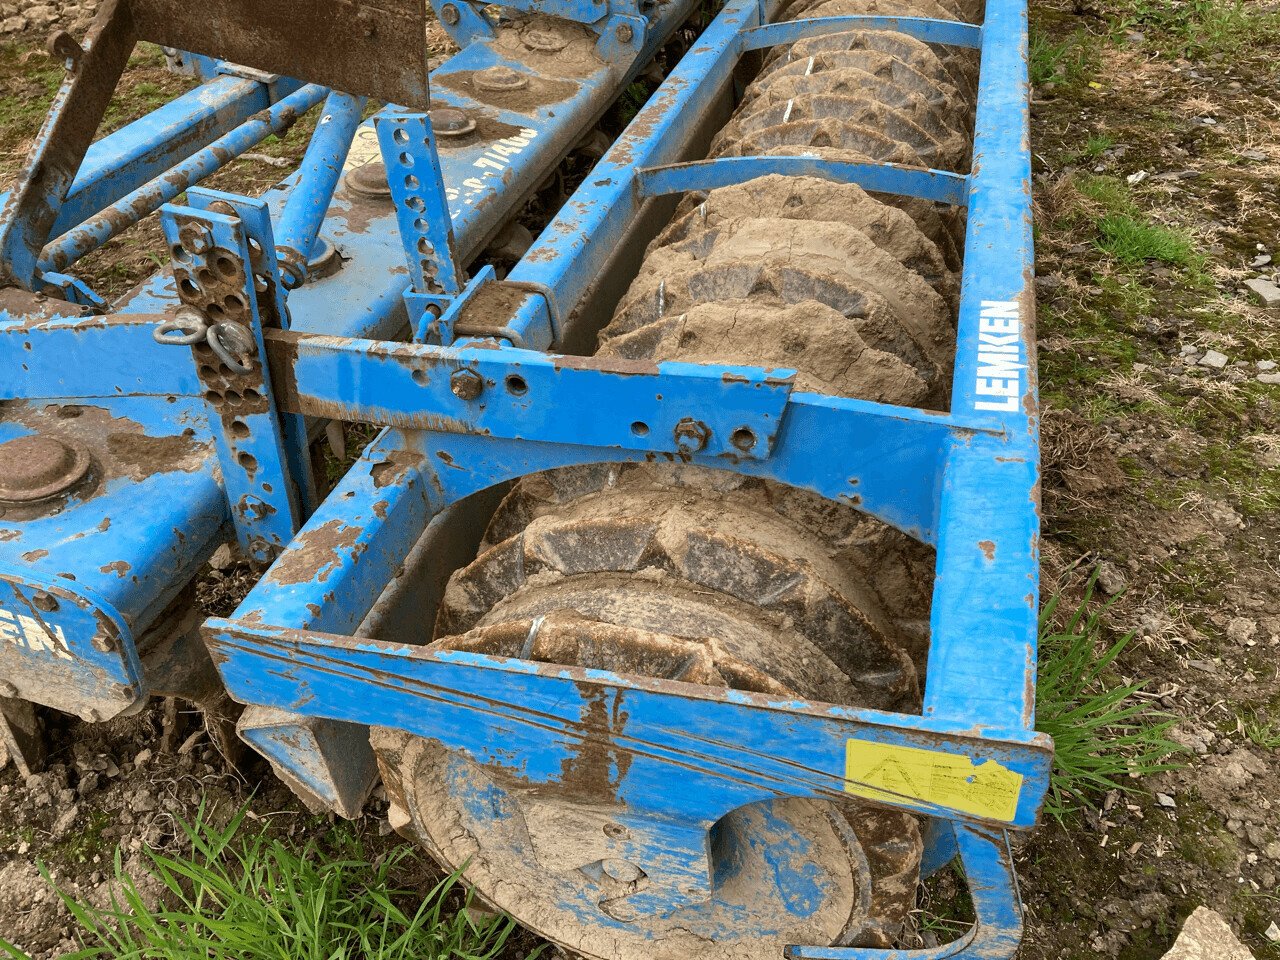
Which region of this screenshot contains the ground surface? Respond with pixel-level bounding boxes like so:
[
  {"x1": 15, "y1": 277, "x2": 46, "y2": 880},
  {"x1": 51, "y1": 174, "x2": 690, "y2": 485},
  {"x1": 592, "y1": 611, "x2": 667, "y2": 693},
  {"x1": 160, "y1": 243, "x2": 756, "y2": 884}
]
[{"x1": 1, "y1": 0, "x2": 1279, "y2": 958}]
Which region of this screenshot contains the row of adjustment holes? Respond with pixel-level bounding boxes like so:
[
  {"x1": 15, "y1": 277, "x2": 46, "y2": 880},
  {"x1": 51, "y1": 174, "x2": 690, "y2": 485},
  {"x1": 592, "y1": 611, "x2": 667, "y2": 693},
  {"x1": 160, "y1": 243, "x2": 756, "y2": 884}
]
[
  {"x1": 623, "y1": 422, "x2": 757, "y2": 448},
  {"x1": 410, "y1": 370, "x2": 529, "y2": 395},
  {"x1": 203, "y1": 387, "x2": 262, "y2": 406}
]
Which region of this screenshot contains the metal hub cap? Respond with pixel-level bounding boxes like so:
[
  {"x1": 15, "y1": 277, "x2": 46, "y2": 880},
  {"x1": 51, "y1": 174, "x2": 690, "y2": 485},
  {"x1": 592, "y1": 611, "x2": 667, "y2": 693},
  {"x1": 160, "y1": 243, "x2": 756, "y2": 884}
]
[
  {"x1": 429, "y1": 107, "x2": 477, "y2": 137},
  {"x1": 343, "y1": 161, "x2": 392, "y2": 200},
  {"x1": 0, "y1": 434, "x2": 91, "y2": 503},
  {"x1": 475, "y1": 66, "x2": 529, "y2": 91},
  {"x1": 523, "y1": 27, "x2": 569, "y2": 52}
]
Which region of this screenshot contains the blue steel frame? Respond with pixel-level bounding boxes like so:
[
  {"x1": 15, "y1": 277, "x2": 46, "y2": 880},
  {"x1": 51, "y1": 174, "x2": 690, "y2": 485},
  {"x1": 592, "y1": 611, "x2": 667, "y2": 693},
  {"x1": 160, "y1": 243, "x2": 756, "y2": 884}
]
[
  {"x1": 203, "y1": 0, "x2": 1039, "y2": 954},
  {"x1": 0, "y1": 0, "x2": 1040, "y2": 951}
]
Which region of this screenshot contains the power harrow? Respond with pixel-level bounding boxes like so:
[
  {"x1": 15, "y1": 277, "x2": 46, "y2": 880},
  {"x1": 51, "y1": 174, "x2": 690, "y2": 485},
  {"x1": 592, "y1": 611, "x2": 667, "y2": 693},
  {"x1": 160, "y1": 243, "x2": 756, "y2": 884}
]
[{"x1": 0, "y1": 0, "x2": 1046, "y2": 954}]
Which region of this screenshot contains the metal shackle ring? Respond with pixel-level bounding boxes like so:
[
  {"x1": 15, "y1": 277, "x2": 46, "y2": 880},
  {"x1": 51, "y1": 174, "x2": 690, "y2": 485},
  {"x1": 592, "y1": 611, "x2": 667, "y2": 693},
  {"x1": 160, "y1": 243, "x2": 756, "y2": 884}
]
[{"x1": 207, "y1": 321, "x2": 257, "y2": 375}]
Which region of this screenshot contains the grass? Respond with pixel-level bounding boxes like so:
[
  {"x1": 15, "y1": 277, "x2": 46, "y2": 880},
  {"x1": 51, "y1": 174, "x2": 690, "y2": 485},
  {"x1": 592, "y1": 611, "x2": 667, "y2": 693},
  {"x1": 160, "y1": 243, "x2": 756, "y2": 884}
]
[
  {"x1": 1095, "y1": 215, "x2": 1199, "y2": 266},
  {"x1": 1240, "y1": 710, "x2": 1280, "y2": 750},
  {"x1": 1035, "y1": 577, "x2": 1185, "y2": 819},
  {"x1": 1117, "y1": 0, "x2": 1280, "y2": 58},
  {"x1": 0, "y1": 806, "x2": 525, "y2": 960},
  {"x1": 1029, "y1": 27, "x2": 1100, "y2": 88}
]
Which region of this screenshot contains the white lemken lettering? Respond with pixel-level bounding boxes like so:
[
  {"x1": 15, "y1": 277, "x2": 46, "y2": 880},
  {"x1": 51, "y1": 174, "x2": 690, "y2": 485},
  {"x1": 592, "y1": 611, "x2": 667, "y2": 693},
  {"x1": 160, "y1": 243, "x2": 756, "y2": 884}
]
[
  {"x1": 0, "y1": 607, "x2": 73, "y2": 661},
  {"x1": 973, "y1": 300, "x2": 1024, "y2": 413}
]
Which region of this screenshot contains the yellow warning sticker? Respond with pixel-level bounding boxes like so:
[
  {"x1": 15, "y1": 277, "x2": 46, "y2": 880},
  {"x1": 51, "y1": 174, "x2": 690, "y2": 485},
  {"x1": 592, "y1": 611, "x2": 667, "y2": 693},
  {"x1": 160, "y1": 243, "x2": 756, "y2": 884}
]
[{"x1": 844, "y1": 740, "x2": 1023, "y2": 823}]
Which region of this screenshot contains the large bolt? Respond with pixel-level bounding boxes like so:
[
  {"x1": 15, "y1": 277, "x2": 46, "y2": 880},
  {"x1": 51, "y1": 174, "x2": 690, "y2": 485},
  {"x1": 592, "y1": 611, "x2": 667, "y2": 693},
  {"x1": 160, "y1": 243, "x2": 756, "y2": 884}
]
[
  {"x1": 615, "y1": 23, "x2": 634, "y2": 43},
  {"x1": 178, "y1": 222, "x2": 212, "y2": 254},
  {"x1": 673, "y1": 418, "x2": 710, "y2": 454},
  {"x1": 430, "y1": 106, "x2": 477, "y2": 138},
  {"x1": 450, "y1": 369, "x2": 484, "y2": 400},
  {"x1": 441, "y1": 3, "x2": 460, "y2": 24}
]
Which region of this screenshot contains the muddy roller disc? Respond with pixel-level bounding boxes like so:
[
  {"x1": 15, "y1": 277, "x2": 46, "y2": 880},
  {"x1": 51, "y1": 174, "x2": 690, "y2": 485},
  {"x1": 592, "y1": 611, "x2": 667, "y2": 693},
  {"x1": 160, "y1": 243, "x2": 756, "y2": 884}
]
[
  {"x1": 377, "y1": 734, "x2": 921, "y2": 960},
  {"x1": 373, "y1": 612, "x2": 921, "y2": 960}
]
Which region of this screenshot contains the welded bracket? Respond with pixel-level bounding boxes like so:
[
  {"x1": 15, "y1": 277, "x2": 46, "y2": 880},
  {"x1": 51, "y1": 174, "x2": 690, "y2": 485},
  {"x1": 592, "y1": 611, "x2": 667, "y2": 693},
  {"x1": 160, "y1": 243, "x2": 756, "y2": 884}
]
[{"x1": 158, "y1": 191, "x2": 304, "y2": 560}]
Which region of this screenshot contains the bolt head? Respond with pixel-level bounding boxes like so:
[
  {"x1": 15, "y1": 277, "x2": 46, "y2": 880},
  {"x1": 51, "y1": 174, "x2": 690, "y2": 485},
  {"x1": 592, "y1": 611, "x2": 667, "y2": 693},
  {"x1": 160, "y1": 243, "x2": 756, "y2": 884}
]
[
  {"x1": 450, "y1": 369, "x2": 484, "y2": 400},
  {"x1": 673, "y1": 417, "x2": 710, "y2": 453},
  {"x1": 178, "y1": 222, "x2": 212, "y2": 254},
  {"x1": 615, "y1": 23, "x2": 634, "y2": 43},
  {"x1": 441, "y1": 3, "x2": 460, "y2": 24}
]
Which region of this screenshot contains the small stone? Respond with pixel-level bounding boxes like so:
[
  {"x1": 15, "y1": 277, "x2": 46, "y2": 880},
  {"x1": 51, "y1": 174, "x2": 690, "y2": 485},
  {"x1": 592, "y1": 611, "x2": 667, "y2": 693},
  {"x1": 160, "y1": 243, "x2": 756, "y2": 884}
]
[
  {"x1": 131, "y1": 792, "x2": 157, "y2": 814},
  {"x1": 1240, "y1": 149, "x2": 1268, "y2": 161},
  {"x1": 1245, "y1": 277, "x2": 1280, "y2": 309},
  {"x1": 133, "y1": 748, "x2": 153, "y2": 767},
  {"x1": 1252, "y1": 254, "x2": 1274, "y2": 268},
  {"x1": 1197, "y1": 349, "x2": 1229, "y2": 369},
  {"x1": 1161, "y1": 907, "x2": 1254, "y2": 960},
  {"x1": 1156, "y1": 793, "x2": 1177, "y2": 808},
  {"x1": 1258, "y1": 360, "x2": 1278, "y2": 371},
  {"x1": 1266, "y1": 921, "x2": 1279, "y2": 942},
  {"x1": 1259, "y1": 373, "x2": 1280, "y2": 385},
  {"x1": 1227, "y1": 618, "x2": 1258, "y2": 645},
  {"x1": 209, "y1": 543, "x2": 236, "y2": 571},
  {"x1": 52, "y1": 805, "x2": 79, "y2": 838},
  {"x1": 1094, "y1": 560, "x2": 1127, "y2": 596},
  {"x1": 1180, "y1": 344, "x2": 1200, "y2": 356}
]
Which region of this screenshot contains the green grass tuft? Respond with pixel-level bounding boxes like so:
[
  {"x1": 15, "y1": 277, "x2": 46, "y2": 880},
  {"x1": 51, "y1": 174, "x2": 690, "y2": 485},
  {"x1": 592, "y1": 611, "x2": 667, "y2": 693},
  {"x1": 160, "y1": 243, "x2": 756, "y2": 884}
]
[
  {"x1": 0, "y1": 806, "x2": 525, "y2": 960},
  {"x1": 1095, "y1": 214, "x2": 1199, "y2": 266},
  {"x1": 1035, "y1": 576, "x2": 1185, "y2": 820}
]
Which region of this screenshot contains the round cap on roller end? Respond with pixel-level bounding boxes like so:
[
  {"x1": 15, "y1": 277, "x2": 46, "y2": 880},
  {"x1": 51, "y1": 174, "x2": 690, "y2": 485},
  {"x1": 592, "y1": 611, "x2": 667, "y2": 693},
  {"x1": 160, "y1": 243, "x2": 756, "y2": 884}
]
[{"x1": 0, "y1": 434, "x2": 91, "y2": 504}]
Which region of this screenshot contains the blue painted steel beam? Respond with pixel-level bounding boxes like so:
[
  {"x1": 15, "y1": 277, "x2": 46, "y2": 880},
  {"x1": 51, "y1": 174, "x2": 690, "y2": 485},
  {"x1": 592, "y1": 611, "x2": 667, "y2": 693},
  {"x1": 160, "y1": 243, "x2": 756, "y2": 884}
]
[
  {"x1": 204, "y1": 619, "x2": 1052, "y2": 829},
  {"x1": 923, "y1": 0, "x2": 1039, "y2": 733},
  {"x1": 274, "y1": 92, "x2": 366, "y2": 289},
  {"x1": 637, "y1": 157, "x2": 970, "y2": 205},
  {"x1": 739, "y1": 15, "x2": 982, "y2": 51},
  {"x1": 0, "y1": 313, "x2": 201, "y2": 400}
]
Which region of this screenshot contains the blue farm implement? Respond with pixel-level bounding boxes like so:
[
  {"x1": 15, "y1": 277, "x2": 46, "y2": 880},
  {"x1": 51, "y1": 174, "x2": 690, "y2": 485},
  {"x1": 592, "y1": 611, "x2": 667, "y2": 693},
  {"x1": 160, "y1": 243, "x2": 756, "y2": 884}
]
[{"x1": 0, "y1": 0, "x2": 1045, "y2": 954}]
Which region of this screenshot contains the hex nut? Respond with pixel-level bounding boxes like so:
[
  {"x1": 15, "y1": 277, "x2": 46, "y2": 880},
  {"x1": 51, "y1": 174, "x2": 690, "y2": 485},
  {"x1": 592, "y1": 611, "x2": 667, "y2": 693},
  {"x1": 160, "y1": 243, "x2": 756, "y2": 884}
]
[
  {"x1": 450, "y1": 369, "x2": 485, "y2": 401},
  {"x1": 673, "y1": 417, "x2": 710, "y2": 453}
]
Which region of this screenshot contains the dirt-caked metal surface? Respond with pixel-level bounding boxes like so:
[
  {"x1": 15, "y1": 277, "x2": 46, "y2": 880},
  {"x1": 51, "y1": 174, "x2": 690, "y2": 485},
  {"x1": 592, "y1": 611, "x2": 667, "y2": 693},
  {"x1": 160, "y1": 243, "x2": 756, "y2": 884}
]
[{"x1": 373, "y1": 0, "x2": 981, "y2": 953}]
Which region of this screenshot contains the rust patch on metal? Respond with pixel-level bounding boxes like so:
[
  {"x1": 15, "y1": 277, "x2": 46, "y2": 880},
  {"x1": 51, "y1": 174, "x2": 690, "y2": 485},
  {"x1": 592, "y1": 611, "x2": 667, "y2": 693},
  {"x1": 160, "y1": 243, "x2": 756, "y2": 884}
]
[
  {"x1": 265, "y1": 519, "x2": 363, "y2": 586},
  {"x1": 557, "y1": 682, "x2": 631, "y2": 803},
  {"x1": 99, "y1": 560, "x2": 131, "y2": 577},
  {"x1": 551, "y1": 354, "x2": 659, "y2": 376},
  {"x1": 370, "y1": 450, "x2": 420, "y2": 489},
  {"x1": 978, "y1": 540, "x2": 996, "y2": 561}
]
